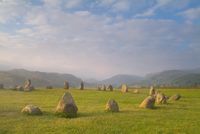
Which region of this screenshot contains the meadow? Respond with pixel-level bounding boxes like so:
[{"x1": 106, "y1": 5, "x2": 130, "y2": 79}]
[{"x1": 0, "y1": 88, "x2": 200, "y2": 134}]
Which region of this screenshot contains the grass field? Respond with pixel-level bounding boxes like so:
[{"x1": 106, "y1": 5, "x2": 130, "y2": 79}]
[{"x1": 0, "y1": 88, "x2": 200, "y2": 134}]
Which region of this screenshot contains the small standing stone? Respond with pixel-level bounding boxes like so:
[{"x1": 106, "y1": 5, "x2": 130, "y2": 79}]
[
  {"x1": 21, "y1": 105, "x2": 42, "y2": 115},
  {"x1": 0, "y1": 84, "x2": 4, "y2": 89},
  {"x1": 156, "y1": 93, "x2": 167, "y2": 104},
  {"x1": 102, "y1": 85, "x2": 106, "y2": 91},
  {"x1": 105, "y1": 99, "x2": 119, "y2": 112},
  {"x1": 139, "y1": 96, "x2": 155, "y2": 109},
  {"x1": 64, "y1": 81, "x2": 69, "y2": 89},
  {"x1": 121, "y1": 84, "x2": 128, "y2": 93},
  {"x1": 107, "y1": 84, "x2": 113, "y2": 91},
  {"x1": 80, "y1": 81, "x2": 84, "y2": 90},
  {"x1": 149, "y1": 86, "x2": 156, "y2": 96},
  {"x1": 169, "y1": 94, "x2": 181, "y2": 101}
]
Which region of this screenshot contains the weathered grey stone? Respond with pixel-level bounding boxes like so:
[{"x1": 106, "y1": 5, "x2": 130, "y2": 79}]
[
  {"x1": 24, "y1": 79, "x2": 34, "y2": 91},
  {"x1": 156, "y1": 93, "x2": 167, "y2": 104},
  {"x1": 139, "y1": 96, "x2": 155, "y2": 109},
  {"x1": 149, "y1": 86, "x2": 156, "y2": 96},
  {"x1": 56, "y1": 92, "x2": 78, "y2": 118},
  {"x1": 102, "y1": 85, "x2": 106, "y2": 91},
  {"x1": 107, "y1": 84, "x2": 113, "y2": 91},
  {"x1": 105, "y1": 99, "x2": 119, "y2": 112},
  {"x1": 121, "y1": 84, "x2": 128, "y2": 93},
  {"x1": 169, "y1": 94, "x2": 181, "y2": 101},
  {"x1": 21, "y1": 105, "x2": 42, "y2": 115},
  {"x1": 133, "y1": 89, "x2": 139, "y2": 94},
  {"x1": 0, "y1": 84, "x2": 4, "y2": 89},
  {"x1": 80, "y1": 81, "x2": 84, "y2": 90},
  {"x1": 64, "y1": 81, "x2": 69, "y2": 89}
]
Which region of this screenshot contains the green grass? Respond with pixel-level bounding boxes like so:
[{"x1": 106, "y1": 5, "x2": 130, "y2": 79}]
[{"x1": 0, "y1": 88, "x2": 200, "y2": 134}]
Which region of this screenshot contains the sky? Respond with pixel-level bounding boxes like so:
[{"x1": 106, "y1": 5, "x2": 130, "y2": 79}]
[{"x1": 0, "y1": 0, "x2": 200, "y2": 79}]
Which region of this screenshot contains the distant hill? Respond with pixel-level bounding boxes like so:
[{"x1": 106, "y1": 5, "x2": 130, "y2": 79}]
[
  {"x1": 99, "y1": 74, "x2": 143, "y2": 87},
  {"x1": 139, "y1": 69, "x2": 200, "y2": 87},
  {"x1": 0, "y1": 68, "x2": 200, "y2": 88},
  {"x1": 0, "y1": 69, "x2": 83, "y2": 88}
]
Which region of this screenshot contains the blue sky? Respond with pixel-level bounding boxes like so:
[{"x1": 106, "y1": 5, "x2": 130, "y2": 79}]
[{"x1": 0, "y1": 0, "x2": 200, "y2": 79}]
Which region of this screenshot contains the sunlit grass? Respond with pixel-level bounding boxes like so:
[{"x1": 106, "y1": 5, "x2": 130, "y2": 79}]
[{"x1": 0, "y1": 88, "x2": 200, "y2": 134}]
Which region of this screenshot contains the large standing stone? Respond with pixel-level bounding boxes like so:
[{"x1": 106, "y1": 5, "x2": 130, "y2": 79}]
[
  {"x1": 169, "y1": 94, "x2": 181, "y2": 101},
  {"x1": 56, "y1": 92, "x2": 78, "y2": 118},
  {"x1": 107, "y1": 84, "x2": 113, "y2": 91},
  {"x1": 64, "y1": 81, "x2": 69, "y2": 89},
  {"x1": 139, "y1": 96, "x2": 155, "y2": 109},
  {"x1": 121, "y1": 84, "x2": 128, "y2": 93},
  {"x1": 0, "y1": 84, "x2": 4, "y2": 89},
  {"x1": 105, "y1": 99, "x2": 119, "y2": 112},
  {"x1": 149, "y1": 86, "x2": 156, "y2": 96},
  {"x1": 80, "y1": 81, "x2": 84, "y2": 90},
  {"x1": 102, "y1": 85, "x2": 106, "y2": 91},
  {"x1": 156, "y1": 93, "x2": 167, "y2": 104},
  {"x1": 21, "y1": 105, "x2": 42, "y2": 115}
]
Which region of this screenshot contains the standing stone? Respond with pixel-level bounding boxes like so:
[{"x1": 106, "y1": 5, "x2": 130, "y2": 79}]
[
  {"x1": 149, "y1": 86, "x2": 156, "y2": 96},
  {"x1": 21, "y1": 105, "x2": 42, "y2": 115},
  {"x1": 169, "y1": 94, "x2": 181, "y2": 101},
  {"x1": 80, "y1": 81, "x2": 84, "y2": 90},
  {"x1": 64, "y1": 81, "x2": 69, "y2": 89},
  {"x1": 24, "y1": 79, "x2": 31, "y2": 89},
  {"x1": 107, "y1": 84, "x2": 113, "y2": 91},
  {"x1": 133, "y1": 89, "x2": 139, "y2": 94},
  {"x1": 0, "y1": 84, "x2": 4, "y2": 89},
  {"x1": 24, "y1": 79, "x2": 34, "y2": 91},
  {"x1": 56, "y1": 92, "x2": 78, "y2": 118},
  {"x1": 102, "y1": 85, "x2": 106, "y2": 91},
  {"x1": 139, "y1": 96, "x2": 155, "y2": 109},
  {"x1": 156, "y1": 93, "x2": 167, "y2": 104},
  {"x1": 105, "y1": 99, "x2": 119, "y2": 112},
  {"x1": 121, "y1": 84, "x2": 128, "y2": 93},
  {"x1": 97, "y1": 85, "x2": 101, "y2": 91}
]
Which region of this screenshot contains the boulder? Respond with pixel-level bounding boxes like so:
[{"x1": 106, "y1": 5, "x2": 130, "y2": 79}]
[
  {"x1": 64, "y1": 81, "x2": 69, "y2": 89},
  {"x1": 156, "y1": 93, "x2": 167, "y2": 104},
  {"x1": 21, "y1": 105, "x2": 42, "y2": 115},
  {"x1": 105, "y1": 99, "x2": 119, "y2": 112},
  {"x1": 121, "y1": 84, "x2": 128, "y2": 93},
  {"x1": 107, "y1": 85, "x2": 113, "y2": 91},
  {"x1": 139, "y1": 96, "x2": 155, "y2": 109},
  {"x1": 149, "y1": 86, "x2": 156, "y2": 96},
  {"x1": 56, "y1": 92, "x2": 78, "y2": 118},
  {"x1": 169, "y1": 94, "x2": 181, "y2": 101},
  {"x1": 80, "y1": 81, "x2": 84, "y2": 90}
]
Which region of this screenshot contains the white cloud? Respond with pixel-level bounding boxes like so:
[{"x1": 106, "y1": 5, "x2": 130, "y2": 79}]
[
  {"x1": 65, "y1": 0, "x2": 82, "y2": 9},
  {"x1": 112, "y1": 0, "x2": 130, "y2": 12},
  {"x1": 178, "y1": 7, "x2": 200, "y2": 21},
  {"x1": 0, "y1": 0, "x2": 29, "y2": 23}
]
